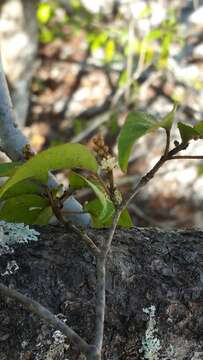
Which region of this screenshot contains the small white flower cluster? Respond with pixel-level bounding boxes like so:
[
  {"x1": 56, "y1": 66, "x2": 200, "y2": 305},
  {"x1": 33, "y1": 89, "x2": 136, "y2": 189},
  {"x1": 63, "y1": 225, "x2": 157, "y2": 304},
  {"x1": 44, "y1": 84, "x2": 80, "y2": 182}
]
[
  {"x1": 0, "y1": 221, "x2": 40, "y2": 248},
  {"x1": 141, "y1": 305, "x2": 162, "y2": 360},
  {"x1": 100, "y1": 155, "x2": 117, "y2": 171},
  {"x1": 114, "y1": 188, "x2": 122, "y2": 205}
]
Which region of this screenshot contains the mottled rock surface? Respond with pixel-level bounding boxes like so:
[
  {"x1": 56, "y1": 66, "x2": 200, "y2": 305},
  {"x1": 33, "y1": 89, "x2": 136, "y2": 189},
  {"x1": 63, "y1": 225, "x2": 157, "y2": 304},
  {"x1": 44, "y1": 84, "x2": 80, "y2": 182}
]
[{"x1": 0, "y1": 225, "x2": 203, "y2": 359}]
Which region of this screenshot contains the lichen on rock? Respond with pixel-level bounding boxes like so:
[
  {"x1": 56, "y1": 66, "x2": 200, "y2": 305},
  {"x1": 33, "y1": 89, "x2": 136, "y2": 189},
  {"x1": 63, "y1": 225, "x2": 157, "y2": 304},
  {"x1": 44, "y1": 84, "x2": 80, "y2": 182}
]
[{"x1": 0, "y1": 221, "x2": 40, "y2": 251}]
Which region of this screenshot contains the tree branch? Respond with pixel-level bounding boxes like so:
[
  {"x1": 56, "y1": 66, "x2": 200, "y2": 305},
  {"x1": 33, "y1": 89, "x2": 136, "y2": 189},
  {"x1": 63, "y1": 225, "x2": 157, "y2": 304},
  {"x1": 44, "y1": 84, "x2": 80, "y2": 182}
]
[
  {"x1": 68, "y1": 223, "x2": 101, "y2": 257},
  {"x1": 94, "y1": 256, "x2": 106, "y2": 353},
  {"x1": 0, "y1": 51, "x2": 29, "y2": 160},
  {"x1": 122, "y1": 138, "x2": 189, "y2": 211},
  {"x1": 0, "y1": 283, "x2": 95, "y2": 357}
]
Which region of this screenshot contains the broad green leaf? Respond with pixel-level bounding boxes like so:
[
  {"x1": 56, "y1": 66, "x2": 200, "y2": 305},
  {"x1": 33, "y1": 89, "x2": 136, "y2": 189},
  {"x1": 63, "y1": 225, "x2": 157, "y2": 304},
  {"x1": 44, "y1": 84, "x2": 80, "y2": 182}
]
[
  {"x1": 118, "y1": 111, "x2": 158, "y2": 172},
  {"x1": 0, "y1": 144, "x2": 98, "y2": 199},
  {"x1": 1, "y1": 178, "x2": 42, "y2": 200},
  {"x1": 0, "y1": 195, "x2": 49, "y2": 224},
  {"x1": 160, "y1": 103, "x2": 178, "y2": 130},
  {"x1": 34, "y1": 206, "x2": 53, "y2": 225},
  {"x1": 85, "y1": 199, "x2": 133, "y2": 228},
  {"x1": 178, "y1": 122, "x2": 199, "y2": 143},
  {"x1": 84, "y1": 199, "x2": 112, "y2": 227},
  {"x1": 0, "y1": 162, "x2": 21, "y2": 177},
  {"x1": 69, "y1": 172, "x2": 114, "y2": 222},
  {"x1": 69, "y1": 171, "x2": 87, "y2": 190}
]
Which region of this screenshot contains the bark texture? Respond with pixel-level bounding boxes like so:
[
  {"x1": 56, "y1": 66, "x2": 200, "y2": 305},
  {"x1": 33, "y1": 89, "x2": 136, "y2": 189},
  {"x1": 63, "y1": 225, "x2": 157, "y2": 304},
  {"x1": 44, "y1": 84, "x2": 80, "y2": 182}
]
[
  {"x1": 0, "y1": 0, "x2": 38, "y2": 128},
  {"x1": 0, "y1": 225, "x2": 203, "y2": 360}
]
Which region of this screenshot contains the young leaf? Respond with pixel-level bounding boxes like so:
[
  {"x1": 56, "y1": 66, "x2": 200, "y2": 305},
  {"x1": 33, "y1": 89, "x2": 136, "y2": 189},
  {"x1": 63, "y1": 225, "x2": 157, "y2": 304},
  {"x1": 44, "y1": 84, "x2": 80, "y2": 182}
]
[
  {"x1": 118, "y1": 208, "x2": 134, "y2": 227},
  {"x1": 0, "y1": 144, "x2": 98, "y2": 199},
  {"x1": 0, "y1": 195, "x2": 49, "y2": 224},
  {"x1": 177, "y1": 122, "x2": 199, "y2": 143},
  {"x1": 85, "y1": 199, "x2": 133, "y2": 228},
  {"x1": 0, "y1": 162, "x2": 21, "y2": 177},
  {"x1": 160, "y1": 102, "x2": 178, "y2": 130},
  {"x1": 68, "y1": 172, "x2": 114, "y2": 222},
  {"x1": 118, "y1": 111, "x2": 158, "y2": 172}
]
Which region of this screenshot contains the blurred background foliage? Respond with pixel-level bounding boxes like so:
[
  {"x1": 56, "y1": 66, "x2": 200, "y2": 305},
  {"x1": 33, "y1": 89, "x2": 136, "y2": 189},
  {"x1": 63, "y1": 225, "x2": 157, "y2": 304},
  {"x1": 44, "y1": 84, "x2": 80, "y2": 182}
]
[
  {"x1": 37, "y1": 0, "x2": 179, "y2": 68},
  {"x1": 1, "y1": 0, "x2": 203, "y2": 228}
]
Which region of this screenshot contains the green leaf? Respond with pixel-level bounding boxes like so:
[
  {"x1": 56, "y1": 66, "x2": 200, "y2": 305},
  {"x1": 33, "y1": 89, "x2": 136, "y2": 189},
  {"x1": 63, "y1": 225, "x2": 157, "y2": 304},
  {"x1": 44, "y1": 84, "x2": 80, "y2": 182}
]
[
  {"x1": 69, "y1": 171, "x2": 87, "y2": 190},
  {"x1": 119, "y1": 70, "x2": 127, "y2": 87},
  {"x1": 145, "y1": 28, "x2": 162, "y2": 42},
  {"x1": 177, "y1": 122, "x2": 199, "y2": 143},
  {"x1": 118, "y1": 111, "x2": 158, "y2": 172},
  {"x1": 160, "y1": 103, "x2": 178, "y2": 130},
  {"x1": 0, "y1": 162, "x2": 21, "y2": 177},
  {"x1": 0, "y1": 195, "x2": 49, "y2": 224},
  {"x1": 85, "y1": 199, "x2": 108, "y2": 227},
  {"x1": 1, "y1": 178, "x2": 42, "y2": 200},
  {"x1": 68, "y1": 172, "x2": 114, "y2": 222},
  {"x1": 34, "y1": 206, "x2": 53, "y2": 225},
  {"x1": 0, "y1": 144, "x2": 98, "y2": 199},
  {"x1": 85, "y1": 179, "x2": 114, "y2": 222},
  {"x1": 118, "y1": 208, "x2": 133, "y2": 227},
  {"x1": 194, "y1": 121, "x2": 203, "y2": 137},
  {"x1": 37, "y1": 3, "x2": 53, "y2": 24},
  {"x1": 39, "y1": 27, "x2": 54, "y2": 43},
  {"x1": 85, "y1": 199, "x2": 133, "y2": 228}
]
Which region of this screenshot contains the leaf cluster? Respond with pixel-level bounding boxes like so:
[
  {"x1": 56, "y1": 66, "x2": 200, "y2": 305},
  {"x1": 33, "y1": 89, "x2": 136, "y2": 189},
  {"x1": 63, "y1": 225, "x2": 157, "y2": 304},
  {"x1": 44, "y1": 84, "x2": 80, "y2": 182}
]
[{"x1": 1, "y1": 105, "x2": 203, "y2": 228}]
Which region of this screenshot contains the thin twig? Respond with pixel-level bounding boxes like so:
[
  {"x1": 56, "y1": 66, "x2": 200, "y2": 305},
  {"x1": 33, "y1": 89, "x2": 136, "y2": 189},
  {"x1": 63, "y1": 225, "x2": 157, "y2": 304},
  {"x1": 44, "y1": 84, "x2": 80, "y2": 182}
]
[
  {"x1": 68, "y1": 223, "x2": 101, "y2": 257},
  {"x1": 106, "y1": 209, "x2": 122, "y2": 255},
  {"x1": 61, "y1": 210, "x2": 89, "y2": 215},
  {"x1": 94, "y1": 256, "x2": 106, "y2": 353},
  {"x1": 91, "y1": 129, "x2": 173, "y2": 354},
  {"x1": 104, "y1": 133, "x2": 188, "y2": 255},
  {"x1": 93, "y1": 210, "x2": 121, "y2": 356},
  {"x1": 122, "y1": 130, "x2": 175, "y2": 210},
  {"x1": 47, "y1": 189, "x2": 100, "y2": 257},
  {"x1": 163, "y1": 128, "x2": 171, "y2": 157},
  {"x1": 0, "y1": 283, "x2": 93, "y2": 356},
  {"x1": 168, "y1": 155, "x2": 203, "y2": 160}
]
